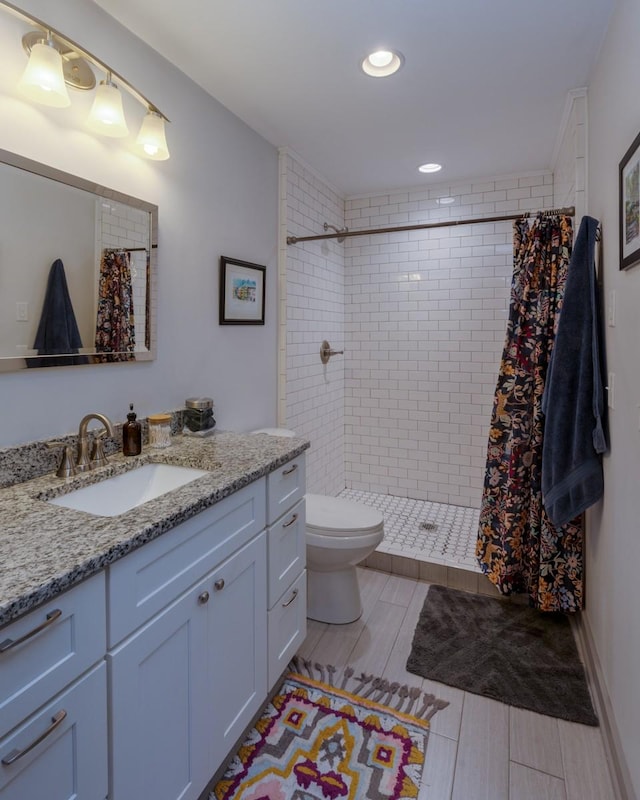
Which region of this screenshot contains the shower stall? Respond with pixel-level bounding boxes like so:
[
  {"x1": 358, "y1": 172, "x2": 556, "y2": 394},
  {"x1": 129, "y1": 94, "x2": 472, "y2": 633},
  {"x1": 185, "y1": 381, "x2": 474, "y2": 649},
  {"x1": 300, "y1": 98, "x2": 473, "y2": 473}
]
[{"x1": 279, "y1": 150, "x2": 556, "y2": 587}]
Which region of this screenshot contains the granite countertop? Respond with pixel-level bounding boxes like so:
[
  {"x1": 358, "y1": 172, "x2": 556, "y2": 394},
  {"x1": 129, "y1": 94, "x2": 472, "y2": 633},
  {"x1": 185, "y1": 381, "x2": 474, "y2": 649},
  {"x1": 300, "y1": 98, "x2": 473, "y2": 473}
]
[{"x1": 0, "y1": 431, "x2": 309, "y2": 629}]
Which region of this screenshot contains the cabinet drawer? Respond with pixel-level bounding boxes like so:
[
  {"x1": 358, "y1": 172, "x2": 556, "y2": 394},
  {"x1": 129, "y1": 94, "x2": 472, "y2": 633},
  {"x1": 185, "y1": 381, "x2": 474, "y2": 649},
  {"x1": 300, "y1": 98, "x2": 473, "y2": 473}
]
[
  {"x1": 266, "y1": 455, "x2": 305, "y2": 524},
  {"x1": 267, "y1": 499, "x2": 306, "y2": 609},
  {"x1": 0, "y1": 573, "x2": 106, "y2": 739},
  {"x1": 268, "y1": 571, "x2": 307, "y2": 691},
  {"x1": 108, "y1": 479, "x2": 266, "y2": 646},
  {"x1": 0, "y1": 662, "x2": 107, "y2": 799}
]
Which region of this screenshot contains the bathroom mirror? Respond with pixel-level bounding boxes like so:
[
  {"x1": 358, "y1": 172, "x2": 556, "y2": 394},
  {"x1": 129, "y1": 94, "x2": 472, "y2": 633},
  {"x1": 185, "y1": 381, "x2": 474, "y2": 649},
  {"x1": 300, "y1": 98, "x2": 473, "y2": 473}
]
[{"x1": 0, "y1": 148, "x2": 157, "y2": 372}]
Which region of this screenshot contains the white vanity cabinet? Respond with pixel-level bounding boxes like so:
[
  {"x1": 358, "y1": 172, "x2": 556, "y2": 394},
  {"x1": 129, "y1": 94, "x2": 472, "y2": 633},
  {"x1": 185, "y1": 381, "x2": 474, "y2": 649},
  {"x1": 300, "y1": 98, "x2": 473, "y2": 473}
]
[
  {"x1": 107, "y1": 480, "x2": 268, "y2": 800},
  {"x1": 0, "y1": 574, "x2": 108, "y2": 800},
  {"x1": 265, "y1": 455, "x2": 307, "y2": 689},
  {"x1": 1, "y1": 448, "x2": 307, "y2": 800}
]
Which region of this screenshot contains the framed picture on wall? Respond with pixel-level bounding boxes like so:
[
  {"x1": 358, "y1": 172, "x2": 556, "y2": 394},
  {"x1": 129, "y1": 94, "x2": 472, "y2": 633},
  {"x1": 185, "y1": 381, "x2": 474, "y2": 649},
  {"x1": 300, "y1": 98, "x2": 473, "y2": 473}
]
[
  {"x1": 219, "y1": 256, "x2": 266, "y2": 324},
  {"x1": 619, "y1": 129, "x2": 640, "y2": 270}
]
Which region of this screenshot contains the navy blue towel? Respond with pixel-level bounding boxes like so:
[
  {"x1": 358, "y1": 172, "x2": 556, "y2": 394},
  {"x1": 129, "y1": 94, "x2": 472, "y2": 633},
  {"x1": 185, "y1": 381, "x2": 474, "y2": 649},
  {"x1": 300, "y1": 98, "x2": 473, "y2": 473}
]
[
  {"x1": 28, "y1": 258, "x2": 88, "y2": 368},
  {"x1": 542, "y1": 216, "x2": 607, "y2": 526}
]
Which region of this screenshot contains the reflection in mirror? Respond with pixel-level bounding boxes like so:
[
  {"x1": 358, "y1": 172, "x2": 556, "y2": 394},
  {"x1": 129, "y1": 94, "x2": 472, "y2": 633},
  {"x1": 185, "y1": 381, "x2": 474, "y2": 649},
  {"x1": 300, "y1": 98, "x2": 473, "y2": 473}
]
[{"x1": 0, "y1": 149, "x2": 157, "y2": 372}]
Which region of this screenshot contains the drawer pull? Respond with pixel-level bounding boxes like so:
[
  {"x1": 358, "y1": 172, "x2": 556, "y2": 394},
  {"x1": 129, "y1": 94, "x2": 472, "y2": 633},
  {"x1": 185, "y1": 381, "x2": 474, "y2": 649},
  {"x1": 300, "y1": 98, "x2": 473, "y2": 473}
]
[
  {"x1": 0, "y1": 608, "x2": 62, "y2": 654},
  {"x1": 198, "y1": 591, "x2": 210, "y2": 605},
  {"x1": 214, "y1": 579, "x2": 225, "y2": 591},
  {"x1": 282, "y1": 464, "x2": 298, "y2": 476},
  {"x1": 282, "y1": 513, "x2": 298, "y2": 528},
  {"x1": 1, "y1": 709, "x2": 67, "y2": 766},
  {"x1": 282, "y1": 589, "x2": 299, "y2": 608}
]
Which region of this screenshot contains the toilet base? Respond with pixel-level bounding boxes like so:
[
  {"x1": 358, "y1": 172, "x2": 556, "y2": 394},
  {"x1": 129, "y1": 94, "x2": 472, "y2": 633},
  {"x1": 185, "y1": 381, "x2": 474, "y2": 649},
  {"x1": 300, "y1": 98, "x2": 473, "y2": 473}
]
[{"x1": 307, "y1": 566, "x2": 363, "y2": 624}]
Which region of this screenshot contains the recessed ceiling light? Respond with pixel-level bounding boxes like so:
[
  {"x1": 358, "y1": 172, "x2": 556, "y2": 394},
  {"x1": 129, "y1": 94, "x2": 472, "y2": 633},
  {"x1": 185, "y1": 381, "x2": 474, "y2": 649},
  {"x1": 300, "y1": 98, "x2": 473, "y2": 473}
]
[
  {"x1": 436, "y1": 196, "x2": 455, "y2": 205},
  {"x1": 418, "y1": 163, "x2": 442, "y2": 174},
  {"x1": 361, "y1": 49, "x2": 403, "y2": 77}
]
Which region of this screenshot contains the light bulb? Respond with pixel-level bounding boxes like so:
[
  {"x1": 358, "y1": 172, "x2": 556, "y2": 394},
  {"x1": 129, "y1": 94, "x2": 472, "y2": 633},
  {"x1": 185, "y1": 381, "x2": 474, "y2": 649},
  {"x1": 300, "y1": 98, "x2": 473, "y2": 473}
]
[
  {"x1": 368, "y1": 50, "x2": 393, "y2": 68},
  {"x1": 18, "y1": 39, "x2": 70, "y2": 108},
  {"x1": 136, "y1": 111, "x2": 170, "y2": 160},
  {"x1": 361, "y1": 49, "x2": 403, "y2": 77},
  {"x1": 87, "y1": 79, "x2": 129, "y2": 138}
]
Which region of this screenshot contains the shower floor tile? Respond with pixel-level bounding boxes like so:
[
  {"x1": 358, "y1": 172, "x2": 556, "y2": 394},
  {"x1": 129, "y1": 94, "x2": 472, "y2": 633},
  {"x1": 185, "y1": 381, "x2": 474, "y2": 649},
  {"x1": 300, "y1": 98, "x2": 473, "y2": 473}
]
[{"x1": 339, "y1": 488, "x2": 482, "y2": 574}]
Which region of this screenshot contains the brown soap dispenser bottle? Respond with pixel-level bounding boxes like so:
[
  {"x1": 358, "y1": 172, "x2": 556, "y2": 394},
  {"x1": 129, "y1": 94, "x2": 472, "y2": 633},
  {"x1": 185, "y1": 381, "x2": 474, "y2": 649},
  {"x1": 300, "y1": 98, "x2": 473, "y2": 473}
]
[{"x1": 122, "y1": 403, "x2": 142, "y2": 456}]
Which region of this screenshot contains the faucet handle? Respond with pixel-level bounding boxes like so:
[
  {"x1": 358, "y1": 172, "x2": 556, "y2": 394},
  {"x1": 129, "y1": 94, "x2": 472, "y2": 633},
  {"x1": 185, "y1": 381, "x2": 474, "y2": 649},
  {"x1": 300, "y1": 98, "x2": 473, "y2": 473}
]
[
  {"x1": 46, "y1": 441, "x2": 76, "y2": 478},
  {"x1": 90, "y1": 434, "x2": 109, "y2": 469}
]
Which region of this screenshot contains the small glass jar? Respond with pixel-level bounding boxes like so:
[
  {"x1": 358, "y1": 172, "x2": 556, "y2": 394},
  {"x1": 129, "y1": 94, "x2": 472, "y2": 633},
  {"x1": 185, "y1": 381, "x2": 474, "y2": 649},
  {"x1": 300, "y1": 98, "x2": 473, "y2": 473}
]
[
  {"x1": 184, "y1": 397, "x2": 215, "y2": 433},
  {"x1": 147, "y1": 413, "x2": 172, "y2": 448}
]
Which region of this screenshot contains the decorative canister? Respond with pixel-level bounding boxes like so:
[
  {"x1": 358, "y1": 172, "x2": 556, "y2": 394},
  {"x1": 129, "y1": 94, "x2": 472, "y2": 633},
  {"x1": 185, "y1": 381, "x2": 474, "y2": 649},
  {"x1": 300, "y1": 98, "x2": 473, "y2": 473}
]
[
  {"x1": 184, "y1": 397, "x2": 215, "y2": 433},
  {"x1": 147, "y1": 413, "x2": 172, "y2": 448}
]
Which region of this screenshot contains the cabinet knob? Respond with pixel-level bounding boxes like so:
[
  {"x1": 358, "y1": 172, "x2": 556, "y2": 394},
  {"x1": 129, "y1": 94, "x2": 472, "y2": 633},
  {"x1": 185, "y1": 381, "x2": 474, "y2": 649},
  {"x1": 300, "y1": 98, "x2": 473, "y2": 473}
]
[
  {"x1": 198, "y1": 591, "x2": 210, "y2": 605},
  {"x1": 214, "y1": 579, "x2": 225, "y2": 591}
]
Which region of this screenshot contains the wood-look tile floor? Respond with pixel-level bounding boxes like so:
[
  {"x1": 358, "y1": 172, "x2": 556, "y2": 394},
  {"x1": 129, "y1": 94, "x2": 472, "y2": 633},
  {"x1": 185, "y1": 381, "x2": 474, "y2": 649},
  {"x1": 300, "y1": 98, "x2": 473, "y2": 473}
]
[{"x1": 298, "y1": 567, "x2": 616, "y2": 800}]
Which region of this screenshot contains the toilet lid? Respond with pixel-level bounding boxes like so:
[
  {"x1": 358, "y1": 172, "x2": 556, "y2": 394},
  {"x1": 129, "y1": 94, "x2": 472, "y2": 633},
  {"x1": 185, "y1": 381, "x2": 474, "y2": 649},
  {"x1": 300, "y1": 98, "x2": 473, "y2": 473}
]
[
  {"x1": 250, "y1": 428, "x2": 296, "y2": 437},
  {"x1": 305, "y1": 494, "x2": 384, "y2": 537}
]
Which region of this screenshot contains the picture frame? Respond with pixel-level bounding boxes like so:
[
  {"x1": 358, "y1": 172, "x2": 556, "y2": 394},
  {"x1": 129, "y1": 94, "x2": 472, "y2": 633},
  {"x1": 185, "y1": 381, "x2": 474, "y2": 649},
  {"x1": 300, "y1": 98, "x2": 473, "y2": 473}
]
[
  {"x1": 619, "y1": 129, "x2": 640, "y2": 270},
  {"x1": 219, "y1": 256, "x2": 266, "y2": 325}
]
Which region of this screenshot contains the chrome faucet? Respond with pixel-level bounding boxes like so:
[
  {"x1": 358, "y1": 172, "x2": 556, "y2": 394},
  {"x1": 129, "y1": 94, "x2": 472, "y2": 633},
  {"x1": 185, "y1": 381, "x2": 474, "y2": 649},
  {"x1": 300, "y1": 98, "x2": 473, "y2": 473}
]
[{"x1": 76, "y1": 413, "x2": 116, "y2": 473}]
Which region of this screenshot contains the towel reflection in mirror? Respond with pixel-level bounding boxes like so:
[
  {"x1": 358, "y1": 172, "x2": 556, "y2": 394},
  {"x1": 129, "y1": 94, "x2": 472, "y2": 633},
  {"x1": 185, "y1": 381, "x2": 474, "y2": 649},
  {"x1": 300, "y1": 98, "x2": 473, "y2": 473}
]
[{"x1": 27, "y1": 258, "x2": 88, "y2": 368}]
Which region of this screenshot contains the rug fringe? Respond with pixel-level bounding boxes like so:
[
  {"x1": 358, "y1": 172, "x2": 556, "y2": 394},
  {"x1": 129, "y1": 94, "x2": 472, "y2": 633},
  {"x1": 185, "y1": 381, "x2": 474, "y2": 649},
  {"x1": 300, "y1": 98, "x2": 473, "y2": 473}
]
[{"x1": 288, "y1": 656, "x2": 449, "y2": 721}]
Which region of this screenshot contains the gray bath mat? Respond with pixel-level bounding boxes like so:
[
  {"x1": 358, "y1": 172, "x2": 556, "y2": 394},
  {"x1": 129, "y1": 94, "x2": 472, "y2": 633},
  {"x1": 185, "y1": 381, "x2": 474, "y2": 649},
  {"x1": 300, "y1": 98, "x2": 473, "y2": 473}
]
[{"x1": 406, "y1": 585, "x2": 598, "y2": 726}]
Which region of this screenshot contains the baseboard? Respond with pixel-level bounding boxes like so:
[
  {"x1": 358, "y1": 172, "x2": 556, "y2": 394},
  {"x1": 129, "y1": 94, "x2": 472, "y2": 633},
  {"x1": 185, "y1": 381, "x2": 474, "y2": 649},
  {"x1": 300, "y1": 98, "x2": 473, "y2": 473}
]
[{"x1": 572, "y1": 614, "x2": 637, "y2": 800}]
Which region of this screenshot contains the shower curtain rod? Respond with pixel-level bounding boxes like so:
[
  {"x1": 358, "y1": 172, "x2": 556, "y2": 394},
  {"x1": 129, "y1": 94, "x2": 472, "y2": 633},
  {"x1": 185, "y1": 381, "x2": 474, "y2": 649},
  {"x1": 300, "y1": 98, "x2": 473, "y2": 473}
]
[{"x1": 286, "y1": 205, "x2": 575, "y2": 244}]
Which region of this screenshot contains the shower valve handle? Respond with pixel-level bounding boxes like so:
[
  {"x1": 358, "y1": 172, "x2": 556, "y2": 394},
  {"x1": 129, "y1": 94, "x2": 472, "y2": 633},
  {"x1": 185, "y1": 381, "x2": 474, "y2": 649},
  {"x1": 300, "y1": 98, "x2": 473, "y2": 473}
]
[{"x1": 320, "y1": 340, "x2": 344, "y2": 364}]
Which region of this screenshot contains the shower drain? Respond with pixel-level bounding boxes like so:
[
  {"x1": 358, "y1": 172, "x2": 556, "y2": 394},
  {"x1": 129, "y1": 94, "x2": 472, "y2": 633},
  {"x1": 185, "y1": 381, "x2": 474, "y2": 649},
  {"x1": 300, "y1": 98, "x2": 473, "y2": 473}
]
[{"x1": 419, "y1": 521, "x2": 439, "y2": 532}]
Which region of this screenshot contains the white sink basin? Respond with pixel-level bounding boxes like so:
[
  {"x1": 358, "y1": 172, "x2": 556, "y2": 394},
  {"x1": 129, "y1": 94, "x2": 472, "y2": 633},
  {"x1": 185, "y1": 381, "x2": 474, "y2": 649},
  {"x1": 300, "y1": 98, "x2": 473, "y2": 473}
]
[{"x1": 47, "y1": 463, "x2": 209, "y2": 517}]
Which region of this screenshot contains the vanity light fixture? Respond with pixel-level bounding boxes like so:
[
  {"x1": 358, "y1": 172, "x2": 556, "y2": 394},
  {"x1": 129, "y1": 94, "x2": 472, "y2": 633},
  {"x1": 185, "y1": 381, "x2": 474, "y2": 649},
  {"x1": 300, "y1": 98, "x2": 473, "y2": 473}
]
[
  {"x1": 361, "y1": 49, "x2": 403, "y2": 77},
  {"x1": 17, "y1": 33, "x2": 70, "y2": 108},
  {"x1": 87, "y1": 74, "x2": 129, "y2": 138},
  {"x1": 418, "y1": 163, "x2": 442, "y2": 174},
  {"x1": 436, "y1": 196, "x2": 456, "y2": 205},
  {"x1": 136, "y1": 110, "x2": 170, "y2": 160},
  {"x1": 4, "y1": 2, "x2": 170, "y2": 159}
]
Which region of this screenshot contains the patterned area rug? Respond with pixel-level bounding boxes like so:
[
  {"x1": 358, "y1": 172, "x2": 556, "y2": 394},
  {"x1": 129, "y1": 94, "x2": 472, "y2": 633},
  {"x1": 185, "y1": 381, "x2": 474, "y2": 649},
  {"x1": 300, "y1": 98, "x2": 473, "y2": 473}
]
[
  {"x1": 211, "y1": 672, "x2": 434, "y2": 800},
  {"x1": 406, "y1": 585, "x2": 598, "y2": 726}
]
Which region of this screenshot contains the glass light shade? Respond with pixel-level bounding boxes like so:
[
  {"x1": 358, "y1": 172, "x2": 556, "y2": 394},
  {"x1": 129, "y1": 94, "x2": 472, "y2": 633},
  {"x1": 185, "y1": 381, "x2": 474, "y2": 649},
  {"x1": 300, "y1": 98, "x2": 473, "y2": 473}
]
[
  {"x1": 18, "y1": 41, "x2": 70, "y2": 108},
  {"x1": 87, "y1": 81, "x2": 129, "y2": 138},
  {"x1": 136, "y1": 111, "x2": 170, "y2": 160}
]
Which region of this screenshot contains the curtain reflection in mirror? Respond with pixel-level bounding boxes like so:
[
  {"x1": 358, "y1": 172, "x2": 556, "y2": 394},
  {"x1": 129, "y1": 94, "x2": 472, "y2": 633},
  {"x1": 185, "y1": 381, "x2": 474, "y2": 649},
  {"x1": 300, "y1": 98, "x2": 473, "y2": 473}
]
[{"x1": 95, "y1": 249, "x2": 136, "y2": 362}]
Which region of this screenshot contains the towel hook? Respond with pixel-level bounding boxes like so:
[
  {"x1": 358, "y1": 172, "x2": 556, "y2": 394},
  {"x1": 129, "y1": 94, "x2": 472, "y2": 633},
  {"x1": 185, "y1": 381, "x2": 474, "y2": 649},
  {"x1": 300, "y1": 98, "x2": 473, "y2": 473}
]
[{"x1": 320, "y1": 340, "x2": 344, "y2": 364}]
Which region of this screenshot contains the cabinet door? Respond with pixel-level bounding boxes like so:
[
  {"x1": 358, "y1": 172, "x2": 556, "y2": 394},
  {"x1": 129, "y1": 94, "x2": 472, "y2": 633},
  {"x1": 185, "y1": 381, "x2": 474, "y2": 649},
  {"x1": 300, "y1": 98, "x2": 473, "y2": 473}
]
[
  {"x1": 108, "y1": 578, "x2": 211, "y2": 800},
  {"x1": 209, "y1": 533, "x2": 267, "y2": 768},
  {"x1": 0, "y1": 662, "x2": 107, "y2": 800}
]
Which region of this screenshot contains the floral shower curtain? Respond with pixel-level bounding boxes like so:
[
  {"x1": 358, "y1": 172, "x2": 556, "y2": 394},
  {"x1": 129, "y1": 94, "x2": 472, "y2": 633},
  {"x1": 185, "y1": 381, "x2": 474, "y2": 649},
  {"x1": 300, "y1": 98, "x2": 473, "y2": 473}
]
[
  {"x1": 95, "y1": 249, "x2": 135, "y2": 362},
  {"x1": 476, "y1": 215, "x2": 585, "y2": 612}
]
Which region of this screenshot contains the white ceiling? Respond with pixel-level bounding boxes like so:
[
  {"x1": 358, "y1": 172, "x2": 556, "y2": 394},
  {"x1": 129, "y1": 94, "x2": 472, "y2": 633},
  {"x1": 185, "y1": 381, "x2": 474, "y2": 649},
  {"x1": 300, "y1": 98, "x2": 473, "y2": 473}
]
[{"x1": 92, "y1": 0, "x2": 614, "y2": 196}]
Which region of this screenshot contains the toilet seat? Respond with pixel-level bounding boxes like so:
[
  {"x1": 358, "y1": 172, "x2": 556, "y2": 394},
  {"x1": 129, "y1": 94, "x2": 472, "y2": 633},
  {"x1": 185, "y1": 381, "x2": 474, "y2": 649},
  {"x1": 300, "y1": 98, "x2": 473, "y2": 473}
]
[{"x1": 305, "y1": 494, "x2": 384, "y2": 537}]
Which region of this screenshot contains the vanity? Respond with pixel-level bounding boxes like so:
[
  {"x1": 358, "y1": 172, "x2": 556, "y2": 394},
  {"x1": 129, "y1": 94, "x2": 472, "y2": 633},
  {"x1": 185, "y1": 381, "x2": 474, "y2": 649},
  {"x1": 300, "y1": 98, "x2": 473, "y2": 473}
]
[{"x1": 0, "y1": 432, "x2": 309, "y2": 800}]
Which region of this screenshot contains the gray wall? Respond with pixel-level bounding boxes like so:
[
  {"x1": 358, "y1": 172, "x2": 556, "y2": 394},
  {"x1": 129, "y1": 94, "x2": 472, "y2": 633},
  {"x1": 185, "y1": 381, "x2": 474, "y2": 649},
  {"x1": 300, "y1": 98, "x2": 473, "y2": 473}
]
[{"x1": 0, "y1": 0, "x2": 278, "y2": 445}]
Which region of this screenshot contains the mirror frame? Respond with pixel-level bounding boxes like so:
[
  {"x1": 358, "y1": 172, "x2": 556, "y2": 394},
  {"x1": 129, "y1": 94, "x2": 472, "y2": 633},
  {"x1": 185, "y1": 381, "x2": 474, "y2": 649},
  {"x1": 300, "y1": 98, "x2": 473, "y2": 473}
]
[{"x1": 0, "y1": 147, "x2": 157, "y2": 371}]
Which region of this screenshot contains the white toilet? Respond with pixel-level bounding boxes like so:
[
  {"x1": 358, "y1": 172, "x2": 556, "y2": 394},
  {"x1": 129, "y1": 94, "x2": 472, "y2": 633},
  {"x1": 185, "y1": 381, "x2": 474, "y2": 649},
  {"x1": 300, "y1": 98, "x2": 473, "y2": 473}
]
[{"x1": 251, "y1": 428, "x2": 384, "y2": 624}]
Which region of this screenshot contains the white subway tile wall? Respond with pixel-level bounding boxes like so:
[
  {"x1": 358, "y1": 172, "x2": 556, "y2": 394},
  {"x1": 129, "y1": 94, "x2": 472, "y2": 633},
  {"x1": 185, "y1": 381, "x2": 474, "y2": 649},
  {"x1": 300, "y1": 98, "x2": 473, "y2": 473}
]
[
  {"x1": 344, "y1": 173, "x2": 554, "y2": 507},
  {"x1": 280, "y1": 151, "x2": 346, "y2": 496},
  {"x1": 98, "y1": 199, "x2": 150, "y2": 352}
]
